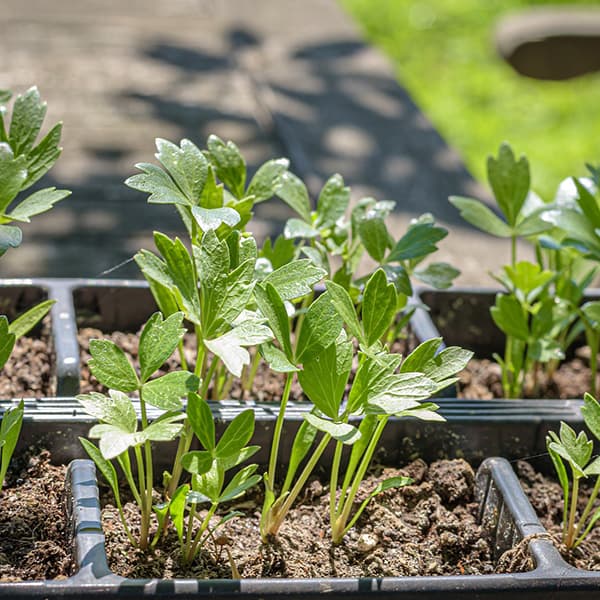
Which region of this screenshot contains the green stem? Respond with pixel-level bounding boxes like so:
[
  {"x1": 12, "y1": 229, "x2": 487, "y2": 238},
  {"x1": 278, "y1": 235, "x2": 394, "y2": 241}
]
[
  {"x1": 587, "y1": 329, "x2": 599, "y2": 398},
  {"x1": 574, "y1": 476, "x2": 600, "y2": 545},
  {"x1": 265, "y1": 432, "x2": 331, "y2": 539},
  {"x1": 565, "y1": 477, "x2": 580, "y2": 548},
  {"x1": 243, "y1": 350, "x2": 261, "y2": 393},
  {"x1": 187, "y1": 503, "x2": 218, "y2": 562},
  {"x1": 139, "y1": 392, "x2": 154, "y2": 550},
  {"x1": 266, "y1": 373, "x2": 294, "y2": 488},
  {"x1": 334, "y1": 417, "x2": 387, "y2": 543},
  {"x1": 329, "y1": 441, "x2": 344, "y2": 526}
]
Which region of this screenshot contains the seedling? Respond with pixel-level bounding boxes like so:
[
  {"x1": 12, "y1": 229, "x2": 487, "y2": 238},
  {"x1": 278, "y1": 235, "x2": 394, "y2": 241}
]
[
  {"x1": 547, "y1": 393, "x2": 600, "y2": 549},
  {"x1": 278, "y1": 171, "x2": 460, "y2": 343},
  {"x1": 126, "y1": 136, "x2": 329, "y2": 497},
  {"x1": 77, "y1": 312, "x2": 199, "y2": 549},
  {"x1": 451, "y1": 143, "x2": 600, "y2": 397},
  {"x1": 169, "y1": 396, "x2": 260, "y2": 565},
  {"x1": 0, "y1": 87, "x2": 69, "y2": 488},
  {"x1": 257, "y1": 269, "x2": 472, "y2": 541}
]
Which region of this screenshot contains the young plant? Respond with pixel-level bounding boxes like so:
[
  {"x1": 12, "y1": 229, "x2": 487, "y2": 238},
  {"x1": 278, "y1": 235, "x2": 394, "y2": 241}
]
[
  {"x1": 278, "y1": 171, "x2": 460, "y2": 342},
  {"x1": 547, "y1": 393, "x2": 600, "y2": 549},
  {"x1": 450, "y1": 143, "x2": 600, "y2": 397},
  {"x1": 77, "y1": 311, "x2": 199, "y2": 550},
  {"x1": 0, "y1": 86, "x2": 69, "y2": 488},
  {"x1": 168, "y1": 396, "x2": 260, "y2": 565},
  {"x1": 256, "y1": 268, "x2": 472, "y2": 541},
  {"x1": 126, "y1": 137, "x2": 330, "y2": 496}
]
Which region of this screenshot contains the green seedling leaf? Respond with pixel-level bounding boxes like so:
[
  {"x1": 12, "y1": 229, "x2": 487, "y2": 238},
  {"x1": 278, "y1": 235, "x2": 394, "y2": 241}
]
[
  {"x1": 503, "y1": 261, "x2": 554, "y2": 299},
  {"x1": 169, "y1": 484, "x2": 190, "y2": 542},
  {"x1": 88, "y1": 424, "x2": 139, "y2": 460},
  {"x1": 88, "y1": 339, "x2": 139, "y2": 392},
  {"x1": 315, "y1": 174, "x2": 349, "y2": 228},
  {"x1": 138, "y1": 312, "x2": 185, "y2": 382},
  {"x1": 79, "y1": 438, "x2": 120, "y2": 499},
  {"x1": 206, "y1": 135, "x2": 246, "y2": 198},
  {"x1": 77, "y1": 390, "x2": 137, "y2": 432},
  {"x1": 0, "y1": 316, "x2": 16, "y2": 369},
  {"x1": 0, "y1": 90, "x2": 11, "y2": 104},
  {"x1": 254, "y1": 283, "x2": 292, "y2": 358},
  {"x1": 584, "y1": 456, "x2": 600, "y2": 477},
  {"x1": 217, "y1": 259, "x2": 256, "y2": 332},
  {"x1": 0, "y1": 400, "x2": 24, "y2": 488},
  {"x1": 358, "y1": 215, "x2": 389, "y2": 262},
  {"x1": 219, "y1": 464, "x2": 261, "y2": 502},
  {"x1": 155, "y1": 138, "x2": 208, "y2": 203},
  {"x1": 259, "y1": 342, "x2": 298, "y2": 373},
  {"x1": 191, "y1": 206, "x2": 240, "y2": 231},
  {"x1": 182, "y1": 451, "x2": 213, "y2": 475},
  {"x1": 387, "y1": 221, "x2": 449, "y2": 262},
  {"x1": 263, "y1": 259, "x2": 326, "y2": 301},
  {"x1": 325, "y1": 280, "x2": 363, "y2": 343},
  {"x1": 215, "y1": 409, "x2": 254, "y2": 459},
  {"x1": 205, "y1": 319, "x2": 272, "y2": 377},
  {"x1": 248, "y1": 158, "x2": 289, "y2": 203},
  {"x1": 449, "y1": 196, "x2": 512, "y2": 237},
  {"x1": 582, "y1": 393, "x2": 600, "y2": 441},
  {"x1": 8, "y1": 87, "x2": 45, "y2": 155},
  {"x1": 8, "y1": 299, "x2": 55, "y2": 339},
  {"x1": 284, "y1": 218, "x2": 319, "y2": 240},
  {"x1": 282, "y1": 420, "x2": 317, "y2": 493},
  {"x1": 298, "y1": 334, "x2": 352, "y2": 420},
  {"x1": 366, "y1": 372, "x2": 438, "y2": 415},
  {"x1": 490, "y1": 294, "x2": 529, "y2": 342},
  {"x1": 154, "y1": 233, "x2": 201, "y2": 325},
  {"x1": 276, "y1": 171, "x2": 311, "y2": 222},
  {"x1": 362, "y1": 269, "x2": 397, "y2": 347},
  {"x1": 142, "y1": 415, "x2": 184, "y2": 442},
  {"x1": 260, "y1": 235, "x2": 296, "y2": 270},
  {"x1": 7, "y1": 187, "x2": 70, "y2": 222},
  {"x1": 141, "y1": 371, "x2": 199, "y2": 410},
  {"x1": 199, "y1": 166, "x2": 224, "y2": 209},
  {"x1": 23, "y1": 122, "x2": 62, "y2": 188},
  {"x1": 0, "y1": 224, "x2": 23, "y2": 256},
  {"x1": 402, "y1": 340, "x2": 473, "y2": 387},
  {"x1": 398, "y1": 401, "x2": 445, "y2": 422},
  {"x1": 582, "y1": 302, "x2": 600, "y2": 325},
  {"x1": 304, "y1": 412, "x2": 360, "y2": 445},
  {"x1": 547, "y1": 434, "x2": 569, "y2": 508},
  {"x1": 219, "y1": 445, "x2": 260, "y2": 470},
  {"x1": 193, "y1": 460, "x2": 224, "y2": 503},
  {"x1": 0, "y1": 143, "x2": 27, "y2": 211},
  {"x1": 295, "y1": 292, "x2": 343, "y2": 363},
  {"x1": 574, "y1": 178, "x2": 600, "y2": 228},
  {"x1": 487, "y1": 143, "x2": 530, "y2": 227},
  {"x1": 414, "y1": 262, "x2": 460, "y2": 289},
  {"x1": 187, "y1": 394, "x2": 215, "y2": 451},
  {"x1": 125, "y1": 162, "x2": 189, "y2": 206}
]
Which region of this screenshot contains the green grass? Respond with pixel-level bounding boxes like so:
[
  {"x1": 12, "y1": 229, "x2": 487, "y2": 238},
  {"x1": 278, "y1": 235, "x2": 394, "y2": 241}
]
[{"x1": 342, "y1": 0, "x2": 600, "y2": 199}]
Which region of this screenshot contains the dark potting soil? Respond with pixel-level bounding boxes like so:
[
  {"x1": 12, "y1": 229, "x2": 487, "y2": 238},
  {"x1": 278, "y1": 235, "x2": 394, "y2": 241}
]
[
  {"x1": 78, "y1": 328, "x2": 413, "y2": 403},
  {"x1": 458, "y1": 347, "x2": 596, "y2": 400},
  {"x1": 517, "y1": 460, "x2": 600, "y2": 570},
  {"x1": 102, "y1": 458, "x2": 529, "y2": 579},
  {"x1": 0, "y1": 449, "x2": 71, "y2": 581},
  {"x1": 0, "y1": 319, "x2": 55, "y2": 398}
]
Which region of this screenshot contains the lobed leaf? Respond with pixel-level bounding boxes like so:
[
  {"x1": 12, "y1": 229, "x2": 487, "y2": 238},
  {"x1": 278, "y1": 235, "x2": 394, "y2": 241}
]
[
  {"x1": 89, "y1": 339, "x2": 139, "y2": 392},
  {"x1": 138, "y1": 312, "x2": 185, "y2": 382},
  {"x1": 248, "y1": 158, "x2": 289, "y2": 203}
]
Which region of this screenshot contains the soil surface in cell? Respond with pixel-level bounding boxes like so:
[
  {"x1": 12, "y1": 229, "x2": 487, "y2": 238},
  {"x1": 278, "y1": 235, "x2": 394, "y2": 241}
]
[
  {"x1": 0, "y1": 319, "x2": 55, "y2": 398},
  {"x1": 103, "y1": 458, "x2": 530, "y2": 579},
  {"x1": 78, "y1": 327, "x2": 413, "y2": 403},
  {"x1": 0, "y1": 449, "x2": 71, "y2": 581},
  {"x1": 517, "y1": 460, "x2": 600, "y2": 570},
  {"x1": 458, "y1": 347, "x2": 595, "y2": 400}
]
